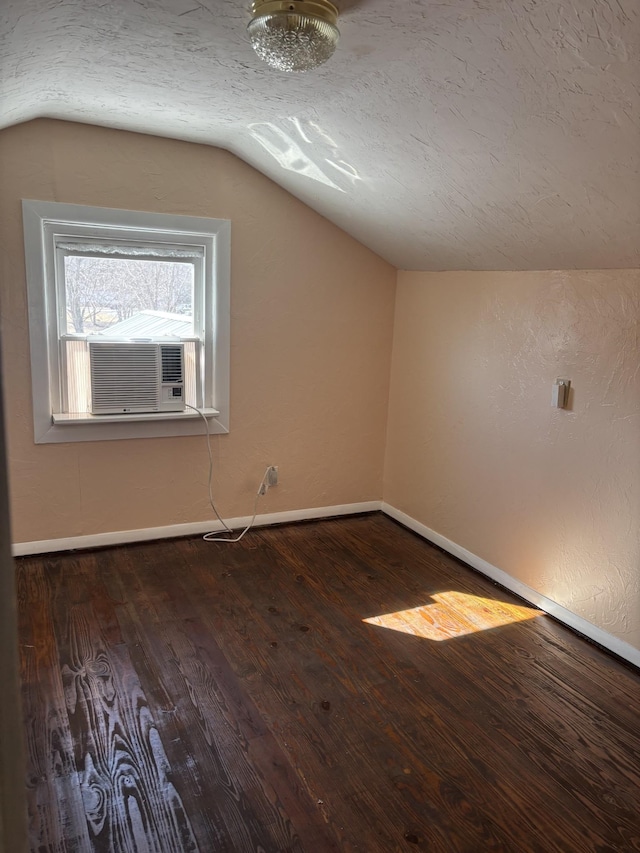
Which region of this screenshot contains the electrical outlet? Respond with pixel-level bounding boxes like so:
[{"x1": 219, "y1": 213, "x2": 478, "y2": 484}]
[{"x1": 267, "y1": 465, "x2": 278, "y2": 487}]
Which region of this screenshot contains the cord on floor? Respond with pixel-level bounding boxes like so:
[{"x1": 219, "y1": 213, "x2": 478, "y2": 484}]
[{"x1": 186, "y1": 404, "x2": 270, "y2": 543}]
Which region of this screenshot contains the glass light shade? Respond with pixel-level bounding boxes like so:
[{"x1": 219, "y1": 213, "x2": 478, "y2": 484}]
[{"x1": 248, "y1": 7, "x2": 340, "y2": 73}]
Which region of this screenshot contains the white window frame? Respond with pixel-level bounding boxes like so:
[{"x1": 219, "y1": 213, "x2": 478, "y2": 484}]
[{"x1": 22, "y1": 200, "x2": 230, "y2": 444}]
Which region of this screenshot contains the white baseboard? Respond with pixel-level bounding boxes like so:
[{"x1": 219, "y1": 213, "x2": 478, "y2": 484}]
[
  {"x1": 15, "y1": 499, "x2": 639, "y2": 669},
  {"x1": 382, "y1": 502, "x2": 640, "y2": 670},
  {"x1": 12, "y1": 501, "x2": 382, "y2": 557}
]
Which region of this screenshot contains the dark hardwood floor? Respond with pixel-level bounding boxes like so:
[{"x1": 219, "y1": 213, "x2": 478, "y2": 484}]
[{"x1": 16, "y1": 513, "x2": 640, "y2": 852}]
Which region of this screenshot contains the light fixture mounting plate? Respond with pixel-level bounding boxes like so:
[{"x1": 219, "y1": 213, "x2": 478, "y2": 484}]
[{"x1": 251, "y1": 1, "x2": 339, "y2": 27}]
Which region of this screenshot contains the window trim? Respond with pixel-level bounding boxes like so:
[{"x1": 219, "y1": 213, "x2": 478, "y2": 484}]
[{"x1": 22, "y1": 200, "x2": 230, "y2": 444}]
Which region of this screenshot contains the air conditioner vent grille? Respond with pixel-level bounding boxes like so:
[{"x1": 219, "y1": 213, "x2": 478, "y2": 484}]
[{"x1": 161, "y1": 345, "x2": 184, "y2": 383}]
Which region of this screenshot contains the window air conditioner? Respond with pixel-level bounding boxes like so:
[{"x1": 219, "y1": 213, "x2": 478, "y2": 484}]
[{"x1": 89, "y1": 341, "x2": 185, "y2": 414}]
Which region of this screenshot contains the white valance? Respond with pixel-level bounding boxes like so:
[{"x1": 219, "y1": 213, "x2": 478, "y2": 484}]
[{"x1": 56, "y1": 240, "x2": 205, "y2": 260}]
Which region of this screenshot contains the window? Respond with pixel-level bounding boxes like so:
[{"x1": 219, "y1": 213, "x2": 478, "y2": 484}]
[{"x1": 22, "y1": 200, "x2": 230, "y2": 443}]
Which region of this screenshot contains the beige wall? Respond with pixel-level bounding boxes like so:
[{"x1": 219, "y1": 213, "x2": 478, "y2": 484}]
[
  {"x1": 0, "y1": 119, "x2": 396, "y2": 543},
  {"x1": 3, "y1": 120, "x2": 638, "y2": 655},
  {"x1": 0, "y1": 347, "x2": 27, "y2": 852},
  {"x1": 385, "y1": 270, "x2": 640, "y2": 650}
]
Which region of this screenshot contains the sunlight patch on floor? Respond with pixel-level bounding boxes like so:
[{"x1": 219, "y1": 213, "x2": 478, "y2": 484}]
[{"x1": 363, "y1": 591, "x2": 543, "y2": 641}]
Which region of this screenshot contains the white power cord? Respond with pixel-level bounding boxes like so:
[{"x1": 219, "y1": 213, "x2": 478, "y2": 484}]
[{"x1": 186, "y1": 404, "x2": 270, "y2": 543}]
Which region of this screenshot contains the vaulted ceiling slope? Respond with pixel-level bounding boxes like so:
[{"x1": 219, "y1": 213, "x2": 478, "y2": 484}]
[{"x1": 1, "y1": 0, "x2": 638, "y2": 270}]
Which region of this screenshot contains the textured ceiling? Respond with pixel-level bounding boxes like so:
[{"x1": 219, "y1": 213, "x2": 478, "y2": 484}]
[{"x1": 1, "y1": 0, "x2": 639, "y2": 270}]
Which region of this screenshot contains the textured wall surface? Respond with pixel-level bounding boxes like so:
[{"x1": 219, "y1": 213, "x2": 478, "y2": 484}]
[
  {"x1": 1, "y1": 0, "x2": 638, "y2": 270},
  {"x1": 0, "y1": 345, "x2": 27, "y2": 852},
  {"x1": 384, "y1": 270, "x2": 640, "y2": 650},
  {"x1": 0, "y1": 119, "x2": 396, "y2": 542}
]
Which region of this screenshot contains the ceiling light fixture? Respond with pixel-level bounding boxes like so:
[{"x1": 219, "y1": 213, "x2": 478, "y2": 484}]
[{"x1": 248, "y1": 0, "x2": 340, "y2": 73}]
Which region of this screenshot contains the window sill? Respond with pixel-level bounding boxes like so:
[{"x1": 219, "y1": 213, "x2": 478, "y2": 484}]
[
  {"x1": 36, "y1": 407, "x2": 228, "y2": 444},
  {"x1": 52, "y1": 408, "x2": 220, "y2": 426}
]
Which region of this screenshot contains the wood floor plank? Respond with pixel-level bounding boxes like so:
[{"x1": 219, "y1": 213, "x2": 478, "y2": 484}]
[
  {"x1": 17, "y1": 560, "x2": 92, "y2": 853},
  {"x1": 97, "y1": 544, "x2": 339, "y2": 852},
  {"x1": 17, "y1": 513, "x2": 640, "y2": 852},
  {"x1": 50, "y1": 554, "x2": 199, "y2": 853}
]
